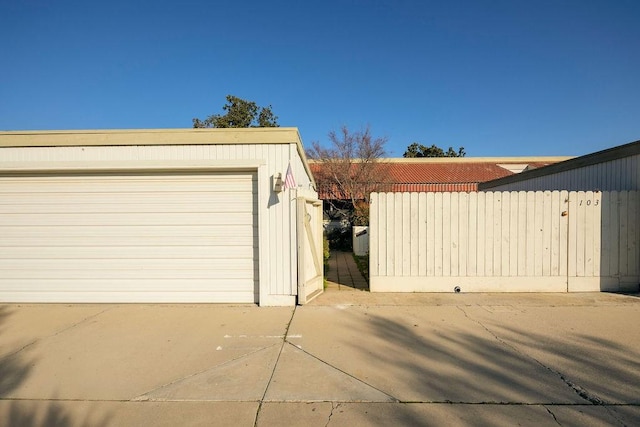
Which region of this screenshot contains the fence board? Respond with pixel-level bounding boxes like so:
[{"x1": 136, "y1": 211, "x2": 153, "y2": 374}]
[
  {"x1": 392, "y1": 193, "x2": 401, "y2": 275},
  {"x1": 409, "y1": 193, "x2": 419, "y2": 276},
  {"x1": 542, "y1": 191, "x2": 552, "y2": 276},
  {"x1": 426, "y1": 192, "x2": 435, "y2": 275},
  {"x1": 608, "y1": 192, "x2": 620, "y2": 278},
  {"x1": 592, "y1": 191, "x2": 602, "y2": 277},
  {"x1": 434, "y1": 192, "x2": 443, "y2": 276},
  {"x1": 418, "y1": 193, "x2": 427, "y2": 275},
  {"x1": 370, "y1": 193, "x2": 380, "y2": 276},
  {"x1": 485, "y1": 192, "x2": 494, "y2": 276},
  {"x1": 525, "y1": 192, "x2": 536, "y2": 276},
  {"x1": 584, "y1": 191, "x2": 595, "y2": 277},
  {"x1": 476, "y1": 192, "x2": 485, "y2": 277},
  {"x1": 385, "y1": 192, "x2": 394, "y2": 275},
  {"x1": 628, "y1": 191, "x2": 639, "y2": 276},
  {"x1": 442, "y1": 193, "x2": 451, "y2": 276},
  {"x1": 459, "y1": 192, "x2": 469, "y2": 277},
  {"x1": 450, "y1": 193, "x2": 459, "y2": 276},
  {"x1": 619, "y1": 192, "x2": 629, "y2": 276},
  {"x1": 467, "y1": 192, "x2": 478, "y2": 276},
  {"x1": 500, "y1": 192, "x2": 510, "y2": 276},
  {"x1": 402, "y1": 193, "x2": 411, "y2": 276},
  {"x1": 550, "y1": 191, "x2": 560, "y2": 276},
  {"x1": 559, "y1": 190, "x2": 569, "y2": 278},
  {"x1": 517, "y1": 191, "x2": 527, "y2": 276},
  {"x1": 493, "y1": 192, "x2": 502, "y2": 276},
  {"x1": 534, "y1": 192, "x2": 544, "y2": 276},
  {"x1": 508, "y1": 192, "x2": 518, "y2": 276}
]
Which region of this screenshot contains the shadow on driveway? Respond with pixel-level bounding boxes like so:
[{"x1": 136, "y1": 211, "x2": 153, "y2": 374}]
[
  {"x1": 288, "y1": 298, "x2": 640, "y2": 425},
  {"x1": 346, "y1": 306, "x2": 640, "y2": 425},
  {"x1": 0, "y1": 306, "x2": 111, "y2": 427}
]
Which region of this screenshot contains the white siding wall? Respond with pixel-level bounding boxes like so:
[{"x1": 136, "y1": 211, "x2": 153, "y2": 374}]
[
  {"x1": 487, "y1": 154, "x2": 640, "y2": 192},
  {"x1": 370, "y1": 191, "x2": 640, "y2": 293},
  {"x1": 0, "y1": 143, "x2": 313, "y2": 304}
]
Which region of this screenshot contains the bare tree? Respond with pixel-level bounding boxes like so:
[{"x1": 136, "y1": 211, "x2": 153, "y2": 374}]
[{"x1": 307, "y1": 125, "x2": 389, "y2": 225}]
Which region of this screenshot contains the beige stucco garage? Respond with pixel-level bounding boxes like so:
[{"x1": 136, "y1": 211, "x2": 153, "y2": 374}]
[{"x1": 0, "y1": 128, "x2": 322, "y2": 306}]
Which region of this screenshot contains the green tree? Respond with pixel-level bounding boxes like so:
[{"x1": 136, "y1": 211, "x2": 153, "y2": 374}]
[
  {"x1": 193, "y1": 95, "x2": 279, "y2": 128},
  {"x1": 403, "y1": 142, "x2": 466, "y2": 158}
]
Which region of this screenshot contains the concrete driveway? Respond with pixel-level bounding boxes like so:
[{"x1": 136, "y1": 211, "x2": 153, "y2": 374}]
[{"x1": 1, "y1": 292, "x2": 639, "y2": 426}]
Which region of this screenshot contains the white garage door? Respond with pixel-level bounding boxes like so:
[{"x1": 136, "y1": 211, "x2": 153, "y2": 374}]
[{"x1": 0, "y1": 171, "x2": 258, "y2": 303}]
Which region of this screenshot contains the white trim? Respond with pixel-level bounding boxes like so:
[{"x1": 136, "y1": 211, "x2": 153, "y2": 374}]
[
  {"x1": 0, "y1": 160, "x2": 265, "y2": 174},
  {"x1": 258, "y1": 164, "x2": 271, "y2": 306},
  {"x1": 260, "y1": 295, "x2": 296, "y2": 306},
  {"x1": 0, "y1": 128, "x2": 302, "y2": 146}
]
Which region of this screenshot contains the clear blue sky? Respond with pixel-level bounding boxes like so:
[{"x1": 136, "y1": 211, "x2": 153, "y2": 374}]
[{"x1": 1, "y1": 0, "x2": 639, "y2": 157}]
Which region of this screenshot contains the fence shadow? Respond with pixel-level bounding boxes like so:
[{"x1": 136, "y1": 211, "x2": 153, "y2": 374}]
[{"x1": 337, "y1": 306, "x2": 639, "y2": 425}]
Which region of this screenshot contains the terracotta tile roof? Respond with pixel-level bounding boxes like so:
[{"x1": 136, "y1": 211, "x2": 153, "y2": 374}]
[
  {"x1": 385, "y1": 162, "x2": 509, "y2": 184},
  {"x1": 309, "y1": 157, "x2": 569, "y2": 199}
]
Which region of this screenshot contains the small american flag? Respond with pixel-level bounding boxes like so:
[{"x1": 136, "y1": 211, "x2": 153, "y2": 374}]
[{"x1": 284, "y1": 163, "x2": 296, "y2": 189}]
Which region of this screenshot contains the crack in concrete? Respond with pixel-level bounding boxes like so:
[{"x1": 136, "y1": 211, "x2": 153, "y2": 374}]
[
  {"x1": 544, "y1": 405, "x2": 561, "y2": 425},
  {"x1": 253, "y1": 306, "x2": 297, "y2": 427},
  {"x1": 0, "y1": 307, "x2": 112, "y2": 362},
  {"x1": 325, "y1": 402, "x2": 341, "y2": 427},
  {"x1": 282, "y1": 340, "x2": 399, "y2": 402},
  {"x1": 457, "y1": 306, "x2": 606, "y2": 406}
]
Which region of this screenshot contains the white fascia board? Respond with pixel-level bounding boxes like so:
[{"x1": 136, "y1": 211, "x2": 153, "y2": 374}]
[{"x1": 0, "y1": 128, "x2": 302, "y2": 147}]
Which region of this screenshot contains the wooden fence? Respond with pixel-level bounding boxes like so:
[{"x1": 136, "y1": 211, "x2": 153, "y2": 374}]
[{"x1": 369, "y1": 191, "x2": 639, "y2": 293}]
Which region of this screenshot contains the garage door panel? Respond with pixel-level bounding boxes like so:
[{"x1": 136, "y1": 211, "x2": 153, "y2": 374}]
[
  {"x1": 0, "y1": 200, "x2": 256, "y2": 215},
  {"x1": 0, "y1": 175, "x2": 255, "y2": 193},
  {"x1": 0, "y1": 279, "x2": 255, "y2": 292},
  {"x1": 1, "y1": 191, "x2": 256, "y2": 205},
  {"x1": 0, "y1": 291, "x2": 257, "y2": 304},
  {"x1": 0, "y1": 212, "x2": 256, "y2": 226},
  {"x1": 0, "y1": 258, "x2": 256, "y2": 271},
  {"x1": 0, "y1": 172, "x2": 258, "y2": 303},
  {"x1": 0, "y1": 225, "x2": 255, "y2": 238},
  {"x1": 2, "y1": 245, "x2": 255, "y2": 259},
  {"x1": 2, "y1": 234, "x2": 256, "y2": 247},
  {"x1": 1, "y1": 269, "x2": 255, "y2": 279}
]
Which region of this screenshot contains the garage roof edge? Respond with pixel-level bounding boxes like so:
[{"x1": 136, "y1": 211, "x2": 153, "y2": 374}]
[
  {"x1": 0, "y1": 127, "x2": 316, "y2": 187},
  {"x1": 0, "y1": 128, "x2": 302, "y2": 147}
]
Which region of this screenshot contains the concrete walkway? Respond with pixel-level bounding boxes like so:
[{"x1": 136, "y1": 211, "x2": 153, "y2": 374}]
[
  {"x1": 325, "y1": 250, "x2": 368, "y2": 291},
  {"x1": 1, "y1": 291, "x2": 640, "y2": 425}
]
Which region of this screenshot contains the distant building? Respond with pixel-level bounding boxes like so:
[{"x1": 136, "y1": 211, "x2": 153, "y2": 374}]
[
  {"x1": 479, "y1": 140, "x2": 640, "y2": 191},
  {"x1": 310, "y1": 156, "x2": 571, "y2": 201}
]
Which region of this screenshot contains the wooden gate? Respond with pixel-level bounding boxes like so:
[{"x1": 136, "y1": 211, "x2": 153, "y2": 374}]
[
  {"x1": 296, "y1": 192, "x2": 324, "y2": 304},
  {"x1": 370, "y1": 191, "x2": 640, "y2": 293}
]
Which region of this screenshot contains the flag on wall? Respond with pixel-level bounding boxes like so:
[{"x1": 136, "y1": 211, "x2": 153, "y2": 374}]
[{"x1": 284, "y1": 163, "x2": 296, "y2": 189}]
